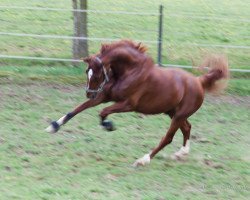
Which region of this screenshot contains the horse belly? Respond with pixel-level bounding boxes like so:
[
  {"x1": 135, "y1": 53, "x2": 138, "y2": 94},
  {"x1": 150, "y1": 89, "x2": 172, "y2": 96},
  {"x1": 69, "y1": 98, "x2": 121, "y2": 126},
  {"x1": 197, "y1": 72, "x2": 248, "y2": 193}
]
[{"x1": 135, "y1": 92, "x2": 182, "y2": 114}]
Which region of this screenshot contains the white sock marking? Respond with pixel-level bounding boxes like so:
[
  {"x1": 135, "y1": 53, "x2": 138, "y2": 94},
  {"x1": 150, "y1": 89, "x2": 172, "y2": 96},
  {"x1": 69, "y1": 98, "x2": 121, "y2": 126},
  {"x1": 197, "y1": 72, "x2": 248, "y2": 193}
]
[
  {"x1": 45, "y1": 115, "x2": 66, "y2": 133},
  {"x1": 45, "y1": 124, "x2": 55, "y2": 133},
  {"x1": 57, "y1": 115, "x2": 66, "y2": 126},
  {"x1": 173, "y1": 140, "x2": 190, "y2": 159},
  {"x1": 132, "y1": 153, "x2": 151, "y2": 167}
]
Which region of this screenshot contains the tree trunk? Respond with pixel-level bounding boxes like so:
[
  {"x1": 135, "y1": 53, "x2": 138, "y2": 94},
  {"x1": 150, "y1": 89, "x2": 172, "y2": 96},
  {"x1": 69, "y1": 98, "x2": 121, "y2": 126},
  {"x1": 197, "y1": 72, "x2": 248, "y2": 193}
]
[{"x1": 72, "y1": 0, "x2": 88, "y2": 66}]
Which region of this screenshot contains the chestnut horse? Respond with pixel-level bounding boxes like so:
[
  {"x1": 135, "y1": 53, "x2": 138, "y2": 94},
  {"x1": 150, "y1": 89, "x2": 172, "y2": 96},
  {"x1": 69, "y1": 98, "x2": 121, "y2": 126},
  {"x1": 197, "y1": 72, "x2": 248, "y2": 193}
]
[{"x1": 46, "y1": 40, "x2": 229, "y2": 167}]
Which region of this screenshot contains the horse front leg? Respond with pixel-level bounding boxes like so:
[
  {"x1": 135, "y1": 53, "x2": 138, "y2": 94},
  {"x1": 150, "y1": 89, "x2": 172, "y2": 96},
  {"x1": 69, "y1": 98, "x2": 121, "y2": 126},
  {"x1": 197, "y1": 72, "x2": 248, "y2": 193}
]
[
  {"x1": 99, "y1": 100, "x2": 133, "y2": 131},
  {"x1": 46, "y1": 95, "x2": 105, "y2": 133}
]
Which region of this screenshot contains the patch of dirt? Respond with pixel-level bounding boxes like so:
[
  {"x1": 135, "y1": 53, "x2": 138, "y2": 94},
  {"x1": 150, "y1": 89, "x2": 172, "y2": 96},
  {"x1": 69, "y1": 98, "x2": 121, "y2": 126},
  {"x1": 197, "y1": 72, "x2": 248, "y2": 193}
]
[
  {"x1": 4, "y1": 166, "x2": 11, "y2": 172},
  {"x1": 191, "y1": 135, "x2": 211, "y2": 143},
  {"x1": 104, "y1": 174, "x2": 119, "y2": 181},
  {"x1": 1, "y1": 81, "x2": 80, "y2": 93},
  {"x1": 49, "y1": 84, "x2": 79, "y2": 92},
  {"x1": 206, "y1": 94, "x2": 250, "y2": 107},
  {"x1": 25, "y1": 149, "x2": 41, "y2": 155},
  {"x1": 203, "y1": 159, "x2": 225, "y2": 169},
  {"x1": 0, "y1": 137, "x2": 5, "y2": 144}
]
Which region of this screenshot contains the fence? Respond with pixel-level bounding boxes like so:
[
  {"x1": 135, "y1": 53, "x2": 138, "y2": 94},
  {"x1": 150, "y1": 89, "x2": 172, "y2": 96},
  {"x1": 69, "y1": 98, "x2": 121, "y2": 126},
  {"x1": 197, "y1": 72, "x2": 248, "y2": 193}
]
[
  {"x1": 0, "y1": 0, "x2": 249, "y2": 73},
  {"x1": 0, "y1": 3, "x2": 159, "y2": 64}
]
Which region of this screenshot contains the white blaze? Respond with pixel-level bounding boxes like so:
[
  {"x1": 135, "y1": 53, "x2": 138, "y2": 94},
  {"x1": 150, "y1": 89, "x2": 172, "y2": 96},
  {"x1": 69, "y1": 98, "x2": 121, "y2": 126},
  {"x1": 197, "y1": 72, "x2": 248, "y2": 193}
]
[
  {"x1": 87, "y1": 69, "x2": 93, "y2": 89},
  {"x1": 88, "y1": 69, "x2": 93, "y2": 80}
]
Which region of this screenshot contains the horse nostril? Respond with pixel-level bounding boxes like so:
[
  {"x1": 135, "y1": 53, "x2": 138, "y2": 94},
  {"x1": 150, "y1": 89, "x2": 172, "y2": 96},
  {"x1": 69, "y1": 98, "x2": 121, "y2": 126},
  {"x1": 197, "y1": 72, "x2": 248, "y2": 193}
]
[
  {"x1": 86, "y1": 92, "x2": 91, "y2": 99},
  {"x1": 91, "y1": 93, "x2": 97, "y2": 99}
]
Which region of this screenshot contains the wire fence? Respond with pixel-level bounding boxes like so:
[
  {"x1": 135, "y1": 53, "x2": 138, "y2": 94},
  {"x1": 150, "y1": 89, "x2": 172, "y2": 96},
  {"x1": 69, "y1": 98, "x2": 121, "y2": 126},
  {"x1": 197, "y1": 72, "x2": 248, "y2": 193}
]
[
  {"x1": 0, "y1": 1, "x2": 159, "y2": 66},
  {"x1": 0, "y1": 0, "x2": 249, "y2": 73},
  {"x1": 161, "y1": 0, "x2": 250, "y2": 73},
  {"x1": 0, "y1": 32, "x2": 158, "y2": 44}
]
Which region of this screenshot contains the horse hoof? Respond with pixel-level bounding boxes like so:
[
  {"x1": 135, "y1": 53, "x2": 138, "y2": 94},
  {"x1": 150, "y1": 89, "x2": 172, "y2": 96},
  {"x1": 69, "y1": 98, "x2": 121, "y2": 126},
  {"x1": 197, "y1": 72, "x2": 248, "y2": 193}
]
[
  {"x1": 45, "y1": 121, "x2": 60, "y2": 133},
  {"x1": 132, "y1": 154, "x2": 151, "y2": 167},
  {"x1": 101, "y1": 120, "x2": 115, "y2": 131}
]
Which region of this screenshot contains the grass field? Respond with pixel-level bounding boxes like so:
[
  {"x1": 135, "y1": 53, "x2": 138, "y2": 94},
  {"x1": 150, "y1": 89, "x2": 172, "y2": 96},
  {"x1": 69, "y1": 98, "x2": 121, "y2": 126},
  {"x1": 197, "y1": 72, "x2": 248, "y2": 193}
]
[
  {"x1": 0, "y1": 0, "x2": 250, "y2": 69},
  {"x1": 0, "y1": 81, "x2": 249, "y2": 200}
]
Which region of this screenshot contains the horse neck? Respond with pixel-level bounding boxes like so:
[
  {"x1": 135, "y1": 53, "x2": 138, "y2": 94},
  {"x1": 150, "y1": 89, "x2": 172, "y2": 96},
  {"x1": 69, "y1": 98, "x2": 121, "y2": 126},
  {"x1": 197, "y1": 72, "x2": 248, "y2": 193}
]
[
  {"x1": 103, "y1": 46, "x2": 154, "y2": 79},
  {"x1": 110, "y1": 62, "x2": 134, "y2": 79},
  {"x1": 110, "y1": 58, "x2": 153, "y2": 81}
]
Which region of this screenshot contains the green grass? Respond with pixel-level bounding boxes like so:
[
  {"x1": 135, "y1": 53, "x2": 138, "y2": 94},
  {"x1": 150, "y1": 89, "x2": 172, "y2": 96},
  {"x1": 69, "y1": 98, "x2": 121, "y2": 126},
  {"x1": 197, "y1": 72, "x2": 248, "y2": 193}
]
[
  {"x1": 0, "y1": 82, "x2": 249, "y2": 199},
  {"x1": 0, "y1": 0, "x2": 249, "y2": 69}
]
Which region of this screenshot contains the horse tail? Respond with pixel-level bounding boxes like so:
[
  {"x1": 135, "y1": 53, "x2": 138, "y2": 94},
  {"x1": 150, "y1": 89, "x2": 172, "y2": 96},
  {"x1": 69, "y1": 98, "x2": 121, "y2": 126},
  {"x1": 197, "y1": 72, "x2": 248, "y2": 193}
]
[{"x1": 199, "y1": 55, "x2": 229, "y2": 94}]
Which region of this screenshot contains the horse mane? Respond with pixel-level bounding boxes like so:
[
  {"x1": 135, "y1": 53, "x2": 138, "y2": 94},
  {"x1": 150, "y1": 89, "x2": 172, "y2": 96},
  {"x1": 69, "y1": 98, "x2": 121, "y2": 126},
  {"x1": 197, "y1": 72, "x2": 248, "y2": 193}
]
[
  {"x1": 100, "y1": 40, "x2": 148, "y2": 55},
  {"x1": 98, "y1": 40, "x2": 154, "y2": 76}
]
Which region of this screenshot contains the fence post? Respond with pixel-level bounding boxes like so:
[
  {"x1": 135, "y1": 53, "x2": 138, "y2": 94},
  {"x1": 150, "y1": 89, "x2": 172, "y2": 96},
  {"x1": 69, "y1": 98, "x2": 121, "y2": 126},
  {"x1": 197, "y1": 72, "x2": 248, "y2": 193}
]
[
  {"x1": 72, "y1": 0, "x2": 88, "y2": 67},
  {"x1": 157, "y1": 4, "x2": 163, "y2": 65}
]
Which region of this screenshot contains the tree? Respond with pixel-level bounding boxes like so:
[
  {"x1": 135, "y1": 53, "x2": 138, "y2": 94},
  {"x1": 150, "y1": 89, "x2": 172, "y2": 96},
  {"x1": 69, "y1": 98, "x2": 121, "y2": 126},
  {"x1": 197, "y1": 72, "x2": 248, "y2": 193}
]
[{"x1": 72, "y1": 0, "x2": 88, "y2": 66}]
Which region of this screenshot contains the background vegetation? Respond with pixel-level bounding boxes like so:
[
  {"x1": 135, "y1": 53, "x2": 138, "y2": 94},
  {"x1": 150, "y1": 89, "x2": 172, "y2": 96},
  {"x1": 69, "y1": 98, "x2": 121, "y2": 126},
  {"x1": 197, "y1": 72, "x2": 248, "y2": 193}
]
[{"x1": 0, "y1": 0, "x2": 249, "y2": 69}]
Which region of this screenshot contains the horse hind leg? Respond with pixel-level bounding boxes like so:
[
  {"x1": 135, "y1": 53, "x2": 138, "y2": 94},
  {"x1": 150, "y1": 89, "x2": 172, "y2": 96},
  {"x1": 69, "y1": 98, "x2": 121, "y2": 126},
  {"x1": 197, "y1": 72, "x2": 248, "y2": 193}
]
[
  {"x1": 132, "y1": 117, "x2": 183, "y2": 167},
  {"x1": 170, "y1": 93, "x2": 203, "y2": 160},
  {"x1": 132, "y1": 98, "x2": 201, "y2": 167},
  {"x1": 165, "y1": 110, "x2": 191, "y2": 160},
  {"x1": 171, "y1": 120, "x2": 191, "y2": 160}
]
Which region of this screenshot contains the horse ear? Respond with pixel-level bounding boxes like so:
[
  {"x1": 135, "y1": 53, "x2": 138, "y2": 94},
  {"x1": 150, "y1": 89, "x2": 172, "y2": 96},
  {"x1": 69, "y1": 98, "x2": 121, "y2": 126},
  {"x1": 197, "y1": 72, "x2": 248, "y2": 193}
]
[
  {"x1": 83, "y1": 57, "x2": 91, "y2": 63},
  {"x1": 136, "y1": 42, "x2": 142, "y2": 49},
  {"x1": 136, "y1": 42, "x2": 148, "y2": 53}
]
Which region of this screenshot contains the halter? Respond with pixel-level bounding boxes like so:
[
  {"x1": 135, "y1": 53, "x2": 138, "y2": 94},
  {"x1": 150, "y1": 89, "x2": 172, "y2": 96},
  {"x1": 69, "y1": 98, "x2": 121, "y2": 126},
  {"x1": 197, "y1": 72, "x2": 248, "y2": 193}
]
[{"x1": 85, "y1": 57, "x2": 109, "y2": 94}]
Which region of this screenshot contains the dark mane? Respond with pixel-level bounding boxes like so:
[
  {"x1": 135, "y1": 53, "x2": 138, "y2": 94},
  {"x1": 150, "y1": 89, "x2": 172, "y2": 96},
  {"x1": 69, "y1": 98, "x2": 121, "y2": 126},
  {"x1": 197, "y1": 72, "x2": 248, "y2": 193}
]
[{"x1": 100, "y1": 40, "x2": 148, "y2": 55}]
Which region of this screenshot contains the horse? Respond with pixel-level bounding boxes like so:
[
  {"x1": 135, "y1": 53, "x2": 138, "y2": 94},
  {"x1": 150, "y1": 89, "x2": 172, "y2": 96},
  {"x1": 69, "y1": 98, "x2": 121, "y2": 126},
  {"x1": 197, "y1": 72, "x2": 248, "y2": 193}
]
[{"x1": 46, "y1": 40, "x2": 229, "y2": 167}]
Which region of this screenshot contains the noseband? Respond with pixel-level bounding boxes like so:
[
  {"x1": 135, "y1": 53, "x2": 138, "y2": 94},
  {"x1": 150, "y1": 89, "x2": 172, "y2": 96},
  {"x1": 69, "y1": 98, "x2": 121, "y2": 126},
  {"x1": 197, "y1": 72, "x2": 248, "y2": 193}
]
[{"x1": 85, "y1": 57, "x2": 109, "y2": 94}]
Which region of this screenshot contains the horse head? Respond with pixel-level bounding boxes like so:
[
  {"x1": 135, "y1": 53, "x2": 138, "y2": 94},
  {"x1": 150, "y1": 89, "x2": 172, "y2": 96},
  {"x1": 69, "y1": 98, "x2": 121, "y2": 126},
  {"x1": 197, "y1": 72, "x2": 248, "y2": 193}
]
[
  {"x1": 83, "y1": 55, "x2": 109, "y2": 99},
  {"x1": 83, "y1": 40, "x2": 151, "y2": 99}
]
